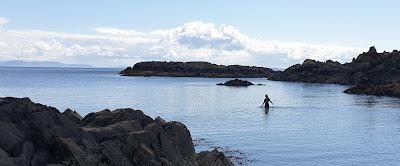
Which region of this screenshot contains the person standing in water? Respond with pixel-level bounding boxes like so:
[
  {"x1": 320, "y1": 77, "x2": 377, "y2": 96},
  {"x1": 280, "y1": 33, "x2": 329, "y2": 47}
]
[{"x1": 261, "y1": 94, "x2": 273, "y2": 109}]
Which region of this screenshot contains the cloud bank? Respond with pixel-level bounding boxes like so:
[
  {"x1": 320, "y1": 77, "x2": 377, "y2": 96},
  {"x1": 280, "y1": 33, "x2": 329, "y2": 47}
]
[
  {"x1": 0, "y1": 19, "x2": 364, "y2": 68},
  {"x1": 0, "y1": 17, "x2": 7, "y2": 26}
]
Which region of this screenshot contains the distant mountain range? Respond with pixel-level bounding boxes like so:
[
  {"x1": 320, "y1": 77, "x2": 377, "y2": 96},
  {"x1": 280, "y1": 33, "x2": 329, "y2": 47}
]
[{"x1": 0, "y1": 60, "x2": 92, "y2": 68}]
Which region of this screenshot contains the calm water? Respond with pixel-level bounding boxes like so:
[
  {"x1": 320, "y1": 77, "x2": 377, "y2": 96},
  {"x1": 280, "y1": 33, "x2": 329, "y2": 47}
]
[{"x1": 1, "y1": 67, "x2": 400, "y2": 165}]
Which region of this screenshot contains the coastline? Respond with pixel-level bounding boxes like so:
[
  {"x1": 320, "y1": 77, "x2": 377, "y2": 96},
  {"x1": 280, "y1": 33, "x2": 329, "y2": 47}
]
[{"x1": 268, "y1": 47, "x2": 400, "y2": 98}]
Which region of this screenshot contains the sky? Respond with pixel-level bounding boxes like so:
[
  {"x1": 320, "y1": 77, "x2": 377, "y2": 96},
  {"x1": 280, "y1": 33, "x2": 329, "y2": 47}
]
[{"x1": 0, "y1": 0, "x2": 399, "y2": 68}]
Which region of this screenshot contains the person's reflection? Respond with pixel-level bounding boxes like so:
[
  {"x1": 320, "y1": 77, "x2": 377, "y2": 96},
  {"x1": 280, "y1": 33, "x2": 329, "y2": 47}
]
[
  {"x1": 362, "y1": 96, "x2": 379, "y2": 108},
  {"x1": 264, "y1": 107, "x2": 269, "y2": 114}
]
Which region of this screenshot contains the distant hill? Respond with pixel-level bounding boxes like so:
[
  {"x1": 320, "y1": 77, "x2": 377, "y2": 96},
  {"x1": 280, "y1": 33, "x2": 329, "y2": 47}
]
[{"x1": 0, "y1": 60, "x2": 92, "y2": 68}]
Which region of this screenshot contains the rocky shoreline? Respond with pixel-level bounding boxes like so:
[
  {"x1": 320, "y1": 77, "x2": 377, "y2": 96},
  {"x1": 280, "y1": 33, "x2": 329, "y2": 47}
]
[
  {"x1": 120, "y1": 61, "x2": 275, "y2": 78},
  {"x1": 269, "y1": 46, "x2": 400, "y2": 98},
  {"x1": 344, "y1": 83, "x2": 400, "y2": 98},
  {"x1": 0, "y1": 97, "x2": 233, "y2": 166}
]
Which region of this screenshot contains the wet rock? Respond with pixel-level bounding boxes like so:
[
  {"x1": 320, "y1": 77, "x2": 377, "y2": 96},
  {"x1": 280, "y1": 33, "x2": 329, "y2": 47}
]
[
  {"x1": 120, "y1": 61, "x2": 275, "y2": 78},
  {"x1": 0, "y1": 97, "x2": 233, "y2": 166},
  {"x1": 217, "y1": 79, "x2": 255, "y2": 86}
]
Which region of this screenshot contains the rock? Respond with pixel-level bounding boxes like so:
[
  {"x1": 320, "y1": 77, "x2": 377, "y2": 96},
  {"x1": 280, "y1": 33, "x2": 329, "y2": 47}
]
[
  {"x1": 367, "y1": 46, "x2": 377, "y2": 54},
  {"x1": 344, "y1": 83, "x2": 400, "y2": 97},
  {"x1": 155, "y1": 116, "x2": 167, "y2": 126},
  {"x1": 120, "y1": 61, "x2": 275, "y2": 78},
  {"x1": 196, "y1": 149, "x2": 234, "y2": 166},
  {"x1": 217, "y1": 79, "x2": 255, "y2": 86},
  {"x1": 269, "y1": 58, "x2": 349, "y2": 84},
  {"x1": 0, "y1": 97, "x2": 233, "y2": 166},
  {"x1": 79, "y1": 108, "x2": 154, "y2": 128},
  {"x1": 269, "y1": 46, "x2": 400, "y2": 98},
  {"x1": 270, "y1": 46, "x2": 400, "y2": 85},
  {"x1": 62, "y1": 108, "x2": 83, "y2": 123}
]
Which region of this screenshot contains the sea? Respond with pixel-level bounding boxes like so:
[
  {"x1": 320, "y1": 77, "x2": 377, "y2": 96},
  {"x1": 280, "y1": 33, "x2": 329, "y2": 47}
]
[{"x1": 1, "y1": 67, "x2": 400, "y2": 165}]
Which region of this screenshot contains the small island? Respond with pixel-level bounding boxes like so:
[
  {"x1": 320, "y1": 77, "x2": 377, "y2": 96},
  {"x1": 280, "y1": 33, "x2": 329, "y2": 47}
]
[
  {"x1": 269, "y1": 46, "x2": 400, "y2": 98},
  {"x1": 120, "y1": 61, "x2": 275, "y2": 78},
  {"x1": 217, "y1": 79, "x2": 255, "y2": 86},
  {"x1": 0, "y1": 97, "x2": 233, "y2": 166}
]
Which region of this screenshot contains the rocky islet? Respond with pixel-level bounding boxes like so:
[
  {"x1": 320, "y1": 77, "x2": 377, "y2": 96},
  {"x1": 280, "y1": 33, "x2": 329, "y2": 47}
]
[{"x1": 120, "y1": 61, "x2": 275, "y2": 78}]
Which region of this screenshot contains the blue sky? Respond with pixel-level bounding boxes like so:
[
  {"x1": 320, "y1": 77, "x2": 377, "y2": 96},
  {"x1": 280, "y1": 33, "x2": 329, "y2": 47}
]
[{"x1": 0, "y1": 0, "x2": 398, "y2": 67}]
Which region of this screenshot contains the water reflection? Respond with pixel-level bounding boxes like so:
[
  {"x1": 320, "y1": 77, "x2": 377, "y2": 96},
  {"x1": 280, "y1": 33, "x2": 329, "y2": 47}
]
[{"x1": 264, "y1": 107, "x2": 269, "y2": 114}]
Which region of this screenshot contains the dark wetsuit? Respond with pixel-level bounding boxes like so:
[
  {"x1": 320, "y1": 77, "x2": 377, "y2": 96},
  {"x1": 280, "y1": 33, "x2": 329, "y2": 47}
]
[{"x1": 264, "y1": 98, "x2": 270, "y2": 109}]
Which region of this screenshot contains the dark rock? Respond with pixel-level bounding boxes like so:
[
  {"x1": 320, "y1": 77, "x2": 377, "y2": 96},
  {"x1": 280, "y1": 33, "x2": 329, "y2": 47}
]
[
  {"x1": 344, "y1": 83, "x2": 400, "y2": 97},
  {"x1": 196, "y1": 149, "x2": 234, "y2": 166},
  {"x1": 62, "y1": 109, "x2": 83, "y2": 123},
  {"x1": 269, "y1": 46, "x2": 400, "y2": 98},
  {"x1": 120, "y1": 61, "x2": 275, "y2": 78},
  {"x1": 217, "y1": 79, "x2": 254, "y2": 86},
  {"x1": 0, "y1": 97, "x2": 233, "y2": 166},
  {"x1": 367, "y1": 46, "x2": 377, "y2": 54},
  {"x1": 79, "y1": 108, "x2": 154, "y2": 128},
  {"x1": 155, "y1": 116, "x2": 167, "y2": 126},
  {"x1": 269, "y1": 58, "x2": 350, "y2": 84},
  {"x1": 270, "y1": 46, "x2": 400, "y2": 85}
]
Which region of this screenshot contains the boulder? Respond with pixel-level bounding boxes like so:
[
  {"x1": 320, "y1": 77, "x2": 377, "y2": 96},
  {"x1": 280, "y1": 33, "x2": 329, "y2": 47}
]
[
  {"x1": 196, "y1": 149, "x2": 234, "y2": 166},
  {"x1": 79, "y1": 108, "x2": 154, "y2": 128}
]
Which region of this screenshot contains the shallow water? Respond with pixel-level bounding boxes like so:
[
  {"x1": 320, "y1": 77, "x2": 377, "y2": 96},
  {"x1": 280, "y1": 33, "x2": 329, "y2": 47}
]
[{"x1": 1, "y1": 67, "x2": 400, "y2": 165}]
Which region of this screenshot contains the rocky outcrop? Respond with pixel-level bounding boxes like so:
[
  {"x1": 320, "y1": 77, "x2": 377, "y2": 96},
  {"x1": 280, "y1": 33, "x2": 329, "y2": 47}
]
[
  {"x1": 217, "y1": 79, "x2": 254, "y2": 86},
  {"x1": 270, "y1": 46, "x2": 400, "y2": 85},
  {"x1": 269, "y1": 59, "x2": 350, "y2": 84},
  {"x1": 344, "y1": 83, "x2": 400, "y2": 97},
  {"x1": 62, "y1": 109, "x2": 83, "y2": 123},
  {"x1": 120, "y1": 61, "x2": 275, "y2": 78},
  {"x1": 269, "y1": 46, "x2": 400, "y2": 97},
  {"x1": 0, "y1": 97, "x2": 233, "y2": 166}
]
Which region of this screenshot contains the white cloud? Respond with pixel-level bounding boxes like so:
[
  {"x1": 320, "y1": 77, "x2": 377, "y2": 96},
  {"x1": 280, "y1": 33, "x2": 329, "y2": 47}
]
[
  {"x1": 0, "y1": 20, "x2": 364, "y2": 67},
  {"x1": 0, "y1": 17, "x2": 8, "y2": 26}
]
